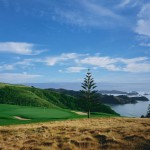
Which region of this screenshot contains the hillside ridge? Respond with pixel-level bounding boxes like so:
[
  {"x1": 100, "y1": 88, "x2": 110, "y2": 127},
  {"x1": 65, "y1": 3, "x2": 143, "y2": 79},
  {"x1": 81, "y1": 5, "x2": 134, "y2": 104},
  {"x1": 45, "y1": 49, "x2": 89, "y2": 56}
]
[{"x1": 0, "y1": 83, "x2": 117, "y2": 115}]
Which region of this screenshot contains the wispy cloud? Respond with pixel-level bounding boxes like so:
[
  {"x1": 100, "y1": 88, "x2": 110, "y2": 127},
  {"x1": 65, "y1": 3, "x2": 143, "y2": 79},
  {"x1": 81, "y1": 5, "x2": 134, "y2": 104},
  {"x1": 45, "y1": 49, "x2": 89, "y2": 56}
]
[
  {"x1": 3, "y1": 52, "x2": 150, "y2": 74},
  {"x1": 45, "y1": 53, "x2": 80, "y2": 66},
  {"x1": 0, "y1": 59, "x2": 37, "y2": 72},
  {"x1": 80, "y1": 0, "x2": 121, "y2": 20},
  {"x1": 2, "y1": 0, "x2": 124, "y2": 28},
  {"x1": 135, "y1": 3, "x2": 150, "y2": 46},
  {"x1": 116, "y1": 0, "x2": 141, "y2": 8},
  {"x1": 80, "y1": 56, "x2": 120, "y2": 71},
  {"x1": 123, "y1": 62, "x2": 150, "y2": 73},
  {"x1": 0, "y1": 42, "x2": 42, "y2": 55},
  {"x1": 135, "y1": 20, "x2": 150, "y2": 37},
  {"x1": 61, "y1": 67, "x2": 87, "y2": 73},
  {"x1": 79, "y1": 55, "x2": 150, "y2": 73},
  {"x1": 54, "y1": 0, "x2": 123, "y2": 27},
  {"x1": 117, "y1": 0, "x2": 131, "y2": 8},
  {"x1": 42, "y1": 53, "x2": 150, "y2": 73},
  {"x1": 15, "y1": 59, "x2": 35, "y2": 66},
  {"x1": 0, "y1": 72, "x2": 42, "y2": 83},
  {"x1": 0, "y1": 64, "x2": 15, "y2": 71}
]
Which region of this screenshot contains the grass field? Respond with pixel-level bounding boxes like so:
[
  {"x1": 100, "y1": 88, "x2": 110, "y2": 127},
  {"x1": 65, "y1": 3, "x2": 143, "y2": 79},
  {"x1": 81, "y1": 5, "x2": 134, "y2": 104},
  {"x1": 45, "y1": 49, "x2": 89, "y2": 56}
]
[
  {"x1": 0, "y1": 118, "x2": 150, "y2": 150},
  {"x1": 0, "y1": 104, "x2": 83, "y2": 126},
  {"x1": 0, "y1": 104, "x2": 118, "y2": 126}
]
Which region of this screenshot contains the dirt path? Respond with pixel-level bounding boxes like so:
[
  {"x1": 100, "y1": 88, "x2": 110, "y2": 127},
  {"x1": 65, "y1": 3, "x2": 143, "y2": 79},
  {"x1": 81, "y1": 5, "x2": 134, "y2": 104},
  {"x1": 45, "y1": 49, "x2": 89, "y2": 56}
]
[{"x1": 14, "y1": 116, "x2": 31, "y2": 120}]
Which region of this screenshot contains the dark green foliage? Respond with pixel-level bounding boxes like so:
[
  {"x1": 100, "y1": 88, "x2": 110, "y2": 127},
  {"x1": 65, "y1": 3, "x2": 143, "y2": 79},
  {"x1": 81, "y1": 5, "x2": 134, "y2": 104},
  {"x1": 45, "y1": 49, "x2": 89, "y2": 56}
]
[
  {"x1": 46, "y1": 88, "x2": 118, "y2": 114},
  {"x1": 47, "y1": 88, "x2": 81, "y2": 97},
  {"x1": 80, "y1": 70, "x2": 98, "y2": 118},
  {"x1": 0, "y1": 86, "x2": 53, "y2": 107},
  {"x1": 42, "y1": 91, "x2": 82, "y2": 110},
  {"x1": 0, "y1": 85, "x2": 81, "y2": 110}
]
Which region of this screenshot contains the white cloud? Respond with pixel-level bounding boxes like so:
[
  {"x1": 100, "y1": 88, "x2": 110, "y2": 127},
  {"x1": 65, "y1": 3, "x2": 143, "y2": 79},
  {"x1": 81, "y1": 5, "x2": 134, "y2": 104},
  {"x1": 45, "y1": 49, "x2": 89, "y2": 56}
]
[
  {"x1": 15, "y1": 59, "x2": 34, "y2": 66},
  {"x1": 138, "y1": 3, "x2": 150, "y2": 19},
  {"x1": 79, "y1": 55, "x2": 150, "y2": 73},
  {"x1": 0, "y1": 59, "x2": 36, "y2": 72},
  {"x1": 42, "y1": 53, "x2": 150, "y2": 73},
  {"x1": 0, "y1": 73, "x2": 42, "y2": 83},
  {"x1": 116, "y1": 0, "x2": 140, "y2": 8},
  {"x1": 0, "y1": 64, "x2": 15, "y2": 71},
  {"x1": 0, "y1": 42, "x2": 42, "y2": 55},
  {"x1": 45, "y1": 53, "x2": 79, "y2": 66},
  {"x1": 64, "y1": 67, "x2": 87, "y2": 73},
  {"x1": 81, "y1": 0, "x2": 121, "y2": 20},
  {"x1": 135, "y1": 3, "x2": 150, "y2": 39},
  {"x1": 2, "y1": 52, "x2": 149, "y2": 74},
  {"x1": 54, "y1": 0, "x2": 123, "y2": 27},
  {"x1": 123, "y1": 62, "x2": 150, "y2": 73},
  {"x1": 118, "y1": 57, "x2": 148, "y2": 63},
  {"x1": 135, "y1": 19, "x2": 150, "y2": 37},
  {"x1": 140, "y1": 43, "x2": 150, "y2": 47},
  {"x1": 135, "y1": 3, "x2": 150, "y2": 46},
  {"x1": 80, "y1": 56, "x2": 117, "y2": 66},
  {"x1": 80, "y1": 56, "x2": 120, "y2": 71},
  {"x1": 117, "y1": 0, "x2": 131, "y2": 8}
]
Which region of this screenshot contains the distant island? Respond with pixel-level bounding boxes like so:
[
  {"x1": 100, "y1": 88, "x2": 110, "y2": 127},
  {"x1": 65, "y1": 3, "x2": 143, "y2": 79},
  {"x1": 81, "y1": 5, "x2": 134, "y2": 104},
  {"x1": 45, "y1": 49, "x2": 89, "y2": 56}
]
[
  {"x1": 99, "y1": 90, "x2": 138, "y2": 96},
  {"x1": 144, "y1": 92, "x2": 150, "y2": 96}
]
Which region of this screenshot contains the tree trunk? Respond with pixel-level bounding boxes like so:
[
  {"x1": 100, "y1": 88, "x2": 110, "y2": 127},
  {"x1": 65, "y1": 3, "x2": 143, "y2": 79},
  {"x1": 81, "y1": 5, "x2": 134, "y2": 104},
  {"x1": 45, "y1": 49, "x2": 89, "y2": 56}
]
[{"x1": 88, "y1": 110, "x2": 90, "y2": 118}]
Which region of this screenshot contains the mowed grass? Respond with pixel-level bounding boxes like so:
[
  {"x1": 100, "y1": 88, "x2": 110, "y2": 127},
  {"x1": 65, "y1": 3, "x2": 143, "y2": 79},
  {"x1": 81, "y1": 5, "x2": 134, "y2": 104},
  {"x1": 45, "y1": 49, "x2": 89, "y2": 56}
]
[
  {"x1": 0, "y1": 118, "x2": 150, "y2": 150},
  {"x1": 0, "y1": 104, "x2": 118, "y2": 126},
  {"x1": 0, "y1": 104, "x2": 84, "y2": 126}
]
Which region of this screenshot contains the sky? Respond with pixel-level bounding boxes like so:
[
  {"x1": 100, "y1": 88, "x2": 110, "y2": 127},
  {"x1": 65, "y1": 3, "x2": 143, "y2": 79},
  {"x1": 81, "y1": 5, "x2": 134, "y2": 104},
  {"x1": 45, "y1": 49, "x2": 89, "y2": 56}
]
[{"x1": 0, "y1": 0, "x2": 150, "y2": 84}]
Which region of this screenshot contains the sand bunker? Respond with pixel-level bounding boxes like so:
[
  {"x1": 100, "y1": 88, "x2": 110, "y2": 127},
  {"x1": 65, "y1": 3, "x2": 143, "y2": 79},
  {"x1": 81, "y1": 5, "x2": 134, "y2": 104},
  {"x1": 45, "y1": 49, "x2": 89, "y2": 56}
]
[{"x1": 14, "y1": 116, "x2": 31, "y2": 120}]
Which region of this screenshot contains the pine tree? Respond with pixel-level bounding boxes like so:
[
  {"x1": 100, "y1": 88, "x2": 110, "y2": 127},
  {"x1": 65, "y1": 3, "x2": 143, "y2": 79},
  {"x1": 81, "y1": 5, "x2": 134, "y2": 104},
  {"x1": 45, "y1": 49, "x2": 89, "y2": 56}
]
[{"x1": 80, "y1": 69, "x2": 97, "y2": 118}]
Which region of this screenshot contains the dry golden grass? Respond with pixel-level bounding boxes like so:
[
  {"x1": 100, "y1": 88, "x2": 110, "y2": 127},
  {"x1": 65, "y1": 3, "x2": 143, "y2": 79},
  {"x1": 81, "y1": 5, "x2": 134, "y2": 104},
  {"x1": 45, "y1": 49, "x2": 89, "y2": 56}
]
[{"x1": 0, "y1": 118, "x2": 150, "y2": 150}]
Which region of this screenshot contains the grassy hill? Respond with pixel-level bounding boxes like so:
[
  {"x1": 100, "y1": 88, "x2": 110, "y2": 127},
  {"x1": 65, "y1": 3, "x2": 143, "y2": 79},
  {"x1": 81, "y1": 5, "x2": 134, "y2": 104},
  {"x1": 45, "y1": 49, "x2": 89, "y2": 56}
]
[{"x1": 0, "y1": 83, "x2": 117, "y2": 115}]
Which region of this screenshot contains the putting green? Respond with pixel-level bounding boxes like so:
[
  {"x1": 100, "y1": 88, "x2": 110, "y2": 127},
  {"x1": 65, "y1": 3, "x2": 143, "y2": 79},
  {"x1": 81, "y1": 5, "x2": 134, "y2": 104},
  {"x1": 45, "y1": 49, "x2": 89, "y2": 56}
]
[{"x1": 0, "y1": 104, "x2": 82, "y2": 125}]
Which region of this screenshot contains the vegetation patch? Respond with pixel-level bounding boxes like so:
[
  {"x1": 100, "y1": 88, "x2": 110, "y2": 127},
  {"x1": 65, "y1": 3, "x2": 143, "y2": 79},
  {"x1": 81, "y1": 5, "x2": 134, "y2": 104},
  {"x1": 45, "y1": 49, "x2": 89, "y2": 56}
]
[{"x1": 0, "y1": 118, "x2": 150, "y2": 150}]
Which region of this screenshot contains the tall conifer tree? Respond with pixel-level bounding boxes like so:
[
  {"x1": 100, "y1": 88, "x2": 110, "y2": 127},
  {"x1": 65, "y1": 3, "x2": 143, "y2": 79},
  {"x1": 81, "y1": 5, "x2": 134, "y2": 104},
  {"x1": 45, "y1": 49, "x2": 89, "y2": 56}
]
[{"x1": 81, "y1": 69, "x2": 97, "y2": 118}]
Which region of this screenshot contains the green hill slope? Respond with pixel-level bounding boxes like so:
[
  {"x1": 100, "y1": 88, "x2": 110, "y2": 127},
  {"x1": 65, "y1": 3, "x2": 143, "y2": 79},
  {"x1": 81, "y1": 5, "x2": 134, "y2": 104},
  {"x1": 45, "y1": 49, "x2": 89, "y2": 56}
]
[
  {"x1": 0, "y1": 83, "x2": 118, "y2": 115},
  {"x1": 0, "y1": 85, "x2": 54, "y2": 107}
]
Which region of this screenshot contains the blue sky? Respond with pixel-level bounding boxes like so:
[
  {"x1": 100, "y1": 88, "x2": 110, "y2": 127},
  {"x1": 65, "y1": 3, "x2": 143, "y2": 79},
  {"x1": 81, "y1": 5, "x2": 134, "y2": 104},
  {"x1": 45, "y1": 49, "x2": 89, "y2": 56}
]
[{"x1": 0, "y1": 0, "x2": 150, "y2": 83}]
